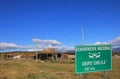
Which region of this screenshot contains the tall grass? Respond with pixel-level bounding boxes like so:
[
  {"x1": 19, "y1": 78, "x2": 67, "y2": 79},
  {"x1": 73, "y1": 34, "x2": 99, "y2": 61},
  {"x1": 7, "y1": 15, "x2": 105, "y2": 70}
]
[{"x1": 0, "y1": 57, "x2": 120, "y2": 79}]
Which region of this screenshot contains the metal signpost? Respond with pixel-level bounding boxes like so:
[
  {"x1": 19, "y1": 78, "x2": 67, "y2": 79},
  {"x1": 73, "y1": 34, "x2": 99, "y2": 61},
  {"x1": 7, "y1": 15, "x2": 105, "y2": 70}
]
[{"x1": 75, "y1": 45, "x2": 112, "y2": 79}]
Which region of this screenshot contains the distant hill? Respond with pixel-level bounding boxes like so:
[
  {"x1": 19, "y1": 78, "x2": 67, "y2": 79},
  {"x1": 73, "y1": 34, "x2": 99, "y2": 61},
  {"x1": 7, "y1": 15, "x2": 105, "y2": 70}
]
[
  {"x1": 112, "y1": 47, "x2": 120, "y2": 53},
  {"x1": 65, "y1": 50, "x2": 75, "y2": 53}
]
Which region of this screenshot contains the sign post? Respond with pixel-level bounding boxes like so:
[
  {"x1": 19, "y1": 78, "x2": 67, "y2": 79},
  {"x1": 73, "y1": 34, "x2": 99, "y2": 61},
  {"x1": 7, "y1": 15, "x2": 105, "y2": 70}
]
[{"x1": 75, "y1": 45, "x2": 112, "y2": 75}]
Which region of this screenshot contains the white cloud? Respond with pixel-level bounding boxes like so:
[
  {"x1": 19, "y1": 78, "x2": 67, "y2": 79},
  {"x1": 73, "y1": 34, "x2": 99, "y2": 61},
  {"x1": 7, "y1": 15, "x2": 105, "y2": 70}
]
[
  {"x1": 33, "y1": 38, "x2": 42, "y2": 43},
  {"x1": 33, "y1": 38, "x2": 62, "y2": 47},
  {"x1": 54, "y1": 45, "x2": 74, "y2": 52},
  {"x1": 108, "y1": 37, "x2": 120, "y2": 45},
  {"x1": 43, "y1": 40, "x2": 61, "y2": 45},
  {"x1": 19, "y1": 45, "x2": 36, "y2": 51},
  {"x1": 94, "y1": 41, "x2": 108, "y2": 45},
  {"x1": 0, "y1": 42, "x2": 37, "y2": 52},
  {"x1": 0, "y1": 38, "x2": 63, "y2": 52},
  {"x1": 94, "y1": 36, "x2": 120, "y2": 46},
  {"x1": 0, "y1": 42, "x2": 20, "y2": 50},
  {"x1": 32, "y1": 38, "x2": 74, "y2": 52},
  {"x1": 1, "y1": 36, "x2": 120, "y2": 52},
  {"x1": 32, "y1": 38, "x2": 75, "y2": 52}
]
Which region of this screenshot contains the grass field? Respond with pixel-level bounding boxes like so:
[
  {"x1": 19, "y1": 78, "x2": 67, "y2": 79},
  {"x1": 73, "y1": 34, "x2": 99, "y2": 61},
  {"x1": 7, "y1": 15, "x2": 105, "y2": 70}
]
[{"x1": 0, "y1": 57, "x2": 120, "y2": 79}]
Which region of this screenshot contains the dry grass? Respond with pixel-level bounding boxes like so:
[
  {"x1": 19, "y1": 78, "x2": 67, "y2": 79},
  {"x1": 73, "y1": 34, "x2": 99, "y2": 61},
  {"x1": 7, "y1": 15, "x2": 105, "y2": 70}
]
[{"x1": 0, "y1": 57, "x2": 120, "y2": 79}]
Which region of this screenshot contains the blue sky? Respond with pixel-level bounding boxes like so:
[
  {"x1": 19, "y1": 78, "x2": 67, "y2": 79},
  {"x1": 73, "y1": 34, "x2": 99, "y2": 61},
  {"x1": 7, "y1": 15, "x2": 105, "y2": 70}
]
[{"x1": 0, "y1": 0, "x2": 120, "y2": 51}]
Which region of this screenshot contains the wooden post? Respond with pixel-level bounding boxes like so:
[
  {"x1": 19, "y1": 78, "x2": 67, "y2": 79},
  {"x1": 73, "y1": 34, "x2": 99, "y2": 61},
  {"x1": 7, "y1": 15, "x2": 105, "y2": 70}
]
[
  {"x1": 79, "y1": 74, "x2": 83, "y2": 79},
  {"x1": 36, "y1": 50, "x2": 38, "y2": 62},
  {"x1": 103, "y1": 71, "x2": 108, "y2": 79},
  {"x1": 55, "y1": 54, "x2": 57, "y2": 61},
  {"x1": 0, "y1": 53, "x2": 1, "y2": 60},
  {"x1": 61, "y1": 52, "x2": 62, "y2": 60},
  {"x1": 47, "y1": 53, "x2": 48, "y2": 59}
]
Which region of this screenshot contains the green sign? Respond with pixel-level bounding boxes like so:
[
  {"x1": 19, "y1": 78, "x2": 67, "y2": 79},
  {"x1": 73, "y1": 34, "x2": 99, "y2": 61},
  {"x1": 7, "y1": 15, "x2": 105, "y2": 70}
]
[{"x1": 75, "y1": 45, "x2": 112, "y2": 74}]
